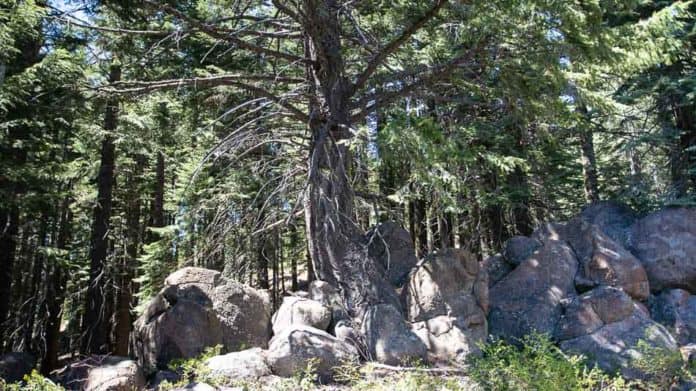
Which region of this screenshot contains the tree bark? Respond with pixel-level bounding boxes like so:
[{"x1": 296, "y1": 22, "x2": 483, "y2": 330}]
[
  {"x1": 114, "y1": 156, "x2": 144, "y2": 356},
  {"x1": 302, "y1": 0, "x2": 399, "y2": 320},
  {"x1": 42, "y1": 196, "x2": 72, "y2": 373},
  {"x1": 81, "y1": 64, "x2": 120, "y2": 355},
  {"x1": 579, "y1": 128, "x2": 600, "y2": 204}
]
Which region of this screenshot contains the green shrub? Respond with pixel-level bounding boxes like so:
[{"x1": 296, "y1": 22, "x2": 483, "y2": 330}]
[
  {"x1": 161, "y1": 344, "x2": 224, "y2": 389},
  {"x1": 1, "y1": 370, "x2": 65, "y2": 391},
  {"x1": 632, "y1": 339, "x2": 691, "y2": 390},
  {"x1": 469, "y1": 333, "x2": 629, "y2": 391}
]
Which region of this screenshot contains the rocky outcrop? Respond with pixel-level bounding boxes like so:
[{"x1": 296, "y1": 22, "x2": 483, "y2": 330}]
[
  {"x1": 650, "y1": 289, "x2": 696, "y2": 345},
  {"x1": 0, "y1": 352, "x2": 35, "y2": 383},
  {"x1": 557, "y1": 287, "x2": 678, "y2": 380},
  {"x1": 362, "y1": 304, "x2": 427, "y2": 365},
  {"x1": 266, "y1": 325, "x2": 358, "y2": 382},
  {"x1": 489, "y1": 240, "x2": 577, "y2": 342},
  {"x1": 402, "y1": 249, "x2": 488, "y2": 362},
  {"x1": 55, "y1": 356, "x2": 146, "y2": 391},
  {"x1": 628, "y1": 208, "x2": 696, "y2": 293},
  {"x1": 205, "y1": 348, "x2": 271, "y2": 380},
  {"x1": 132, "y1": 267, "x2": 272, "y2": 374},
  {"x1": 366, "y1": 221, "x2": 419, "y2": 287},
  {"x1": 272, "y1": 296, "x2": 331, "y2": 335}
]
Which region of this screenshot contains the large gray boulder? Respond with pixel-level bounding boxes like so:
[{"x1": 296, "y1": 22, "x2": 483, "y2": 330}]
[
  {"x1": 366, "y1": 221, "x2": 419, "y2": 286},
  {"x1": 566, "y1": 221, "x2": 649, "y2": 300},
  {"x1": 205, "y1": 348, "x2": 271, "y2": 380},
  {"x1": 402, "y1": 249, "x2": 488, "y2": 362},
  {"x1": 362, "y1": 304, "x2": 427, "y2": 365},
  {"x1": 488, "y1": 240, "x2": 578, "y2": 342},
  {"x1": 0, "y1": 352, "x2": 34, "y2": 383},
  {"x1": 266, "y1": 325, "x2": 358, "y2": 382},
  {"x1": 650, "y1": 289, "x2": 696, "y2": 345},
  {"x1": 578, "y1": 201, "x2": 637, "y2": 247},
  {"x1": 628, "y1": 208, "x2": 696, "y2": 293},
  {"x1": 132, "y1": 267, "x2": 272, "y2": 374},
  {"x1": 55, "y1": 356, "x2": 146, "y2": 391},
  {"x1": 411, "y1": 314, "x2": 487, "y2": 362},
  {"x1": 403, "y1": 248, "x2": 488, "y2": 322},
  {"x1": 272, "y1": 296, "x2": 331, "y2": 335},
  {"x1": 503, "y1": 236, "x2": 542, "y2": 266},
  {"x1": 557, "y1": 287, "x2": 678, "y2": 380}
]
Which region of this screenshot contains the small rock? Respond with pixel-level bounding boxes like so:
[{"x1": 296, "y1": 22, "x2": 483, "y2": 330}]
[
  {"x1": 266, "y1": 325, "x2": 358, "y2": 382},
  {"x1": 205, "y1": 348, "x2": 271, "y2": 379},
  {"x1": 272, "y1": 296, "x2": 331, "y2": 334},
  {"x1": 0, "y1": 352, "x2": 35, "y2": 383}
]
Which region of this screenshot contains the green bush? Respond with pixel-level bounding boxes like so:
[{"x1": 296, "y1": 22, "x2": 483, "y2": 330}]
[
  {"x1": 632, "y1": 339, "x2": 692, "y2": 390},
  {"x1": 469, "y1": 333, "x2": 629, "y2": 391},
  {"x1": 1, "y1": 370, "x2": 65, "y2": 391},
  {"x1": 159, "y1": 344, "x2": 224, "y2": 389}
]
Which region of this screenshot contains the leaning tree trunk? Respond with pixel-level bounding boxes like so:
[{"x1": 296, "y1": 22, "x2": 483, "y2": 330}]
[
  {"x1": 81, "y1": 64, "x2": 120, "y2": 355},
  {"x1": 302, "y1": 0, "x2": 399, "y2": 322}
]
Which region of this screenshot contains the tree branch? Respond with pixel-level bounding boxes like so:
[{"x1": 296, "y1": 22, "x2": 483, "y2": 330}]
[
  {"x1": 350, "y1": 0, "x2": 448, "y2": 96},
  {"x1": 144, "y1": 0, "x2": 313, "y2": 65}
]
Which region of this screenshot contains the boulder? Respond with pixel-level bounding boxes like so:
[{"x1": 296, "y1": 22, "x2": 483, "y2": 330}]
[
  {"x1": 132, "y1": 267, "x2": 272, "y2": 374},
  {"x1": 362, "y1": 304, "x2": 427, "y2": 365},
  {"x1": 628, "y1": 208, "x2": 696, "y2": 293},
  {"x1": 401, "y1": 249, "x2": 488, "y2": 362},
  {"x1": 488, "y1": 240, "x2": 578, "y2": 342},
  {"x1": 403, "y1": 248, "x2": 488, "y2": 322},
  {"x1": 503, "y1": 236, "x2": 542, "y2": 266},
  {"x1": 557, "y1": 287, "x2": 678, "y2": 380},
  {"x1": 578, "y1": 201, "x2": 636, "y2": 247},
  {"x1": 680, "y1": 344, "x2": 696, "y2": 364},
  {"x1": 205, "y1": 348, "x2": 271, "y2": 380},
  {"x1": 555, "y1": 286, "x2": 637, "y2": 341},
  {"x1": 272, "y1": 296, "x2": 331, "y2": 334},
  {"x1": 266, "y1": 325, "x2": 358, "y2": 382},
  {"x1": 0, "y1": 352, "x2": 35, "y2": 383},
  {"x1": 366, "y1": 221, "x2": 419, "y2": 286},
  {"x1": 55, "y1": 356, "x2": 146, "y2": 391},
  {"x1": 567, "y1": 222, "x2": 649, "y2": 300},
  {"x1": 481, "y1": 254, "x2": 512, "y2": 288},
  {"x1": 411, "y1": 315, "x2": 486, "y2": 362},
  {"x1": 650, "y1": 289, "x2": 696, "y2": 345}
]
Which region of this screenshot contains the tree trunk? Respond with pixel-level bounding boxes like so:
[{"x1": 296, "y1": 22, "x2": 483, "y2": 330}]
[
  {"x1": 303, "y1": 0, "x2": 399, "y2": 321},
  {"x1": 674, "y1": 102, "x2": 696, "y2": 196},
  {"x1": 81, "y1": 64, "x2": 120, "y2": 355},
  {"x1": 579, "y1": 128, "x2": 600, "y2": 204},
  {"x1": 114, "y1": 156, "x2": 144, "y2": 356},
  {"x1": 42, "y1": 196, "x2": 72, "y2": 373},
  {"x1": 0, "y1": 203, "x2": 20, "y2": 342}
]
